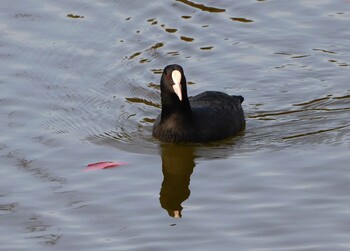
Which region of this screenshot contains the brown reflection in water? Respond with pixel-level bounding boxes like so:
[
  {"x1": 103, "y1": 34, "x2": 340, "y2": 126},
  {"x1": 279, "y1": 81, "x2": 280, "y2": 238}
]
[
  {"x1": 165, "y1": 28, "x2": 178, "y2": 33},
  {"x1": 200, "y1": 46, "x2": 214, "y2": 51},
  {"x1": 230, "y1": 17, "x2": 254, "y2": 23},
  {"x1": 180, "y1": 36, "x2": 194, "y2": 42},
  {"x1": 66, "y1": 13, "x2": 84, "y2": 19},
  {"x1": 147, "y1": 42, "x2": 164, "y2": 51},
  {"x1": 167, "y1": 51, "x2": 180, "y2": 56},
  {"x1": 150, "y1": 68, "x2": 163, "y2": 75},
  {"x1": 125, "y1": 97, "x2": 160, "y2": 108},
  {"x1": 126, "y1": 42, "x2": 164, "y2": 63},
  {"x1": 147, "y1": 18, "x2": 157, "y2": 25},
  {"x1": 313, "y1": 48, "x2": 337, "y2": 54},
  {"x1": 159, "y1": 144, "x2": 196, "y2": 218},
  {"x1": 176, "y1": 0, "x2": 225, "y2": 13},
  {"x1": 128, "y1": 52, "x2": 142, "y2": 60},
  {"x1": 139, "y1": 58, "x2": 150, "y2": 63}
]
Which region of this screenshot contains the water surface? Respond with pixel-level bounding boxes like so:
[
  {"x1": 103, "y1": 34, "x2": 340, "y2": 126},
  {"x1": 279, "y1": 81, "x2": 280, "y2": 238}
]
[{"x1": 1, "y1": 0, "x2": 350, "y2": 250}]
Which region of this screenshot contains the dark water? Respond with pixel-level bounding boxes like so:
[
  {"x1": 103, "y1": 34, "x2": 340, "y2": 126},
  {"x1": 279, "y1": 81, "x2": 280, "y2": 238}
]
[{"x1": 1, "y1": 0, "x2": 350, "y2": 250}]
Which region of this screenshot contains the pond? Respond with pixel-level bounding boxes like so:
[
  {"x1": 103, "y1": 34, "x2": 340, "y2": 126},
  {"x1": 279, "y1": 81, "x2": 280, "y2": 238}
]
[{"x1": 1, "y1": 0, "x2": 350, "y2": 250}]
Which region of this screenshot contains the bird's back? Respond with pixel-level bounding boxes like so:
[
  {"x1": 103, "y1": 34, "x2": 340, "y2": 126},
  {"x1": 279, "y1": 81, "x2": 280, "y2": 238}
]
[{"x1": 189, "y1": 91, "x2": 245, "y2": 142}]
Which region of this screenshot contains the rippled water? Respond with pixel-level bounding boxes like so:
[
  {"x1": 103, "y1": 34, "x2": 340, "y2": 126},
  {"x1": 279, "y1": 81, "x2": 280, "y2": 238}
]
[{"x1": 1, "y1": 0, "x2": 350, "y2": 250}]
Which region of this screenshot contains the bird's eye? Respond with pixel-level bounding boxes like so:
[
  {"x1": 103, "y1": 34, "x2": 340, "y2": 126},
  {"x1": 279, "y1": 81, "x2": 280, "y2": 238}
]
[{"x1": 165, "y1": 74, "x2": 171, "y2": 79}]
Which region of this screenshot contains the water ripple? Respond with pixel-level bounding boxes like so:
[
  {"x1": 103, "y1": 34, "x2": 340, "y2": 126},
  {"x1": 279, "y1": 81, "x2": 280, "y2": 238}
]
[{"x1": 1, "y1": 0, "x2": 350, "y2": 250}]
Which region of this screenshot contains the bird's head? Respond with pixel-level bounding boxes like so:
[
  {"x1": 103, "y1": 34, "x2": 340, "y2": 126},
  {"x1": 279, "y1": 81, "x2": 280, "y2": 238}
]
[{"x1": 161, "y1": 64, "x2": 187, "y2": 102}]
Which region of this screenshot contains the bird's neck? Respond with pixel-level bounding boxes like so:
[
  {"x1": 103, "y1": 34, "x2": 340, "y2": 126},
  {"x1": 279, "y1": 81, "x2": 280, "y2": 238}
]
[{"x1": 161, "y1": 94, "x2": 192, "y2": 121}]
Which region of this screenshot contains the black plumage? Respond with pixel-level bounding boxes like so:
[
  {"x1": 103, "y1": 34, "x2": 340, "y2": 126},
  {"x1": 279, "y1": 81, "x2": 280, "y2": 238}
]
[{"x1": 153, "y1": 64, "x2": 245, "y2": 143}]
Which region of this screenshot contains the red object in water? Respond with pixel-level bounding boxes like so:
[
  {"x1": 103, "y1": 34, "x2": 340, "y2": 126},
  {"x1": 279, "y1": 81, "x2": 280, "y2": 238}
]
[{"x1": 84, "y1": 161, "x2": 128, "y2": 171}]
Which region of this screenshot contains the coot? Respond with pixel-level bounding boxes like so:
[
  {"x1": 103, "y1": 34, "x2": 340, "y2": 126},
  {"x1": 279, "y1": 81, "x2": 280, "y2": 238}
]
[{"x1": 153, "y1": 64, "x2": 245, "y2": 143}]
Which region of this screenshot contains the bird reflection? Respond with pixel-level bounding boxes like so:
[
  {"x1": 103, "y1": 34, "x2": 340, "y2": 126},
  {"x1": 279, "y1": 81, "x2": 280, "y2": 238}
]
[{"x1": 159, "y1": 144, "x2": 196, "y2": 218}]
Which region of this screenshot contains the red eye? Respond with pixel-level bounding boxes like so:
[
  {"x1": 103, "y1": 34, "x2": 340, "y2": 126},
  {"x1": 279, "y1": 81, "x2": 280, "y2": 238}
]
[{"x1": 165, "y1": 74, "x2": 171, "y2": 79}]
